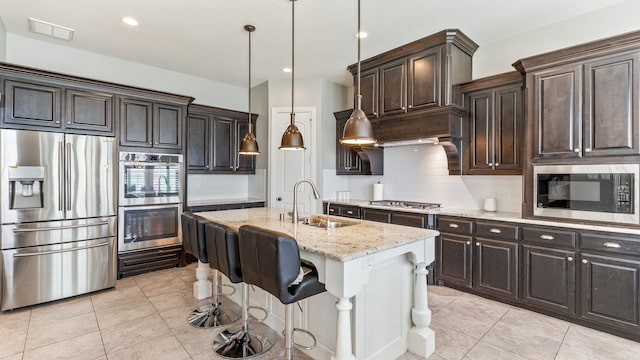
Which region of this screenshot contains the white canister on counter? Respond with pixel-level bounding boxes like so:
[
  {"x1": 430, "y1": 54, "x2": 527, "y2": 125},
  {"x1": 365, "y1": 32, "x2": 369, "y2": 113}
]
[
  {"x1": 483, "y1": 198, "x2": 497, "y2": 212},
  {"x1": 372, "y1": 181, "x2": 383, "y2": 201}
]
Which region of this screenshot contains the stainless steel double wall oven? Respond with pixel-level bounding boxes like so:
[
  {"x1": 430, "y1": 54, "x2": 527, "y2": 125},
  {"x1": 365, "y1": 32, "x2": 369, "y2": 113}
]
[
  {"x1": 118, "y1": 152, "x2": 183, "y2": 253},
  {"x1": 0, "y1": 129, "x2": 117, "y2": 310}
]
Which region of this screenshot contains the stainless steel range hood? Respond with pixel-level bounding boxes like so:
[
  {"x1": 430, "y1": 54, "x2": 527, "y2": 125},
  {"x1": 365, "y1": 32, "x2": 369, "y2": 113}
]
[{"x1": 371, "y1": 105, "x2": 466, "y2": 175}]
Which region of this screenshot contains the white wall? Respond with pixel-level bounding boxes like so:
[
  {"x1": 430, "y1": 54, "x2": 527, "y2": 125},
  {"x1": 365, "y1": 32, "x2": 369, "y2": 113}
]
[
  {"x1": 0, "y1": 19, "x2": 6, "y2": 61},
  {"x1": 6, "y1": 34, "x2": 246, "y2": 109},
  {"x1": 473, "y1": 0, "x2": 640, "y2": 78}
]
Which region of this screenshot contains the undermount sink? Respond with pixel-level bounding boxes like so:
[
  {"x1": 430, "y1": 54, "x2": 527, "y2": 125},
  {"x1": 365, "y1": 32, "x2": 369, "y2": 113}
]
[{"x1": 300, "y1": 216, "x2": 358, "y2": 229}]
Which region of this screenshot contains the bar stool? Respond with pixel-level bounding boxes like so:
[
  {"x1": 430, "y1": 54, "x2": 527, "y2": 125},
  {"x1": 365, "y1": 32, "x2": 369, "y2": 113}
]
[
  {"x1": 237, "y1": 225, "x2": 326, "y2": 360},
  {"x1": 181, "y1": 212, "x2": 218, "y2": 328},
  {"x1": 209, "y1": 222, "x2": 278, "y2": 358}
]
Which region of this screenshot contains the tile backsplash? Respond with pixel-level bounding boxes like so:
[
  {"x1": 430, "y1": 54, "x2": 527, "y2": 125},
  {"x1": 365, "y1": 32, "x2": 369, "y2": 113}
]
[{"x1": 323, "y1": 144, "x2": 522, "y2": 214}]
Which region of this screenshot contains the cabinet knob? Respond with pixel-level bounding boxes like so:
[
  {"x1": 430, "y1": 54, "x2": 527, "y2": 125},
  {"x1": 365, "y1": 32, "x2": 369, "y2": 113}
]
[
  {"x1": 573, "y1": 148, "x2": 580, "y2": 153},
  {"x1": 489, "y1": 228, "x2": 502, "y2": 234},
  {"x1": 603, "y1": 242, "x2": 621, "y2": 248},
  {"x1": 466, "y1": 241, "x2": 471, "y2": 245},
  {"x1": 346, "y1": 210, "x2": 354, "y2": 215},
  {"x1": 55, "y1": 120, "x2": 60, "y2": 124},
  {"x1": 488, "y1": 162, "x2": 494, "y2": 167},
  {"x1": 401, "y1": 106, "x2": 406, "y2": 110},
  {"x1": 329, "y1": 209, "x2": 335, "y2": 213},
  {"x1": 448, "y1": 223, "x2": 459, "y2": 228},
  {"x1": 277, "y1": 197, "x2": 282, "y2": 201},
  {"x1": 494, "y1": 163, "x2": 500, "y2": 167},
  {"x1": 582, "y1": 259, "x2": 588, "y2": 264},
  {"x1": 540, "y1": 234, "x2": 554, "y2": 240},
  {"x1": 476, "y1": 242, "x2": 480, "y2": 247},
  {"x1": 373, "y1": 112, "x2": 378, "y2": 116},
  {"x1": 67, "y1": 122, "x2": 71, "y2": 124},
  {"x1": 148, "y1": 142, "x2": 153, "y2": 145},
  {"x1": 584, "y1": 148, "x2": 592, "y2": 153},
  {"x1": 408, "y1": 105, "x2": 413, "y2": 109},
  {"x1": 567, "y1": 256, "x2": 574, "y2": 262}
]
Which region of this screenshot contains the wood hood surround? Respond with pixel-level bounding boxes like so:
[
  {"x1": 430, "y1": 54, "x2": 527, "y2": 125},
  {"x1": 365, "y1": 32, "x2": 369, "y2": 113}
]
[{"x1": 347, "y1": 29, "x2": 479, "y2": 175}]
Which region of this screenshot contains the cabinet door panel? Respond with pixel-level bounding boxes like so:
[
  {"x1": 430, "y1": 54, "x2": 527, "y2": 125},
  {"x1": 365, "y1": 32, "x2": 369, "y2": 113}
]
[
  {"x1": 475, "y1": 238, "x2": 518, "y2": 300},
  {"x1": 408, "y1": 48, "x2": 440, "y2": 110},
  {"x1": 119, "y1": 98, "x2": 153, "y2": 148},
  {"x1": 580, "y1": 253, "x2": 640, "y2": 333},
  {"x1": 211, "y1": 117, "x2": 234, "y2": 172},
  {"x1": 362, "y1": 209, "x2": 390, "y2": 223},
  {"x1": 495, "y1": 86, "x2": 521, "y2": 170},
  {"x1": 65, "y1": 89, "x2": 114, "y2": 134},
  {"x1": 186, "y1": 114, "x2": 209, "y2": 171},
  {"x1": 335, "y1": 117, "x2": 362, "y2": 175},
  {"x1": 380, "y1": 59, "x2": 406, "y2": 116},
  {"x1": 438, "y1": 233, "x2": 473, "y2": 288},
  {"x1": 154, "y1": 104, "x2": 182, "y2": 150},
  {"x1": 469, "y1": 91, "x2": 493, "y2": 171},
  {"x1": 522, "y1": 244, "x2": 576, "y2": 316},
  {"x1": 584, "y1": 53, "x2": 640, "y2": 156},
  {"x1": 534, "y1": 65, "x2": 582, "y2": 158},
  {"x1": 4, "y1": 80, "x2": 62, "y2": 128},
  {"x1": 359, "y1": 68, "x2": 378, "y2": 118}
]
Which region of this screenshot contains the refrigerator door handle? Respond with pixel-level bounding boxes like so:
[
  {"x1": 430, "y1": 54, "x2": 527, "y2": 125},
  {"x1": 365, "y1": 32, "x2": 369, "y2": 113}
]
[
  {"x1": 13, "y1": 220, "x2": 110, "y2": 233},
  {"x1": 66, "y1": 142, "x2": 71, "y2": 211},
  {"x1": 13, "y1": 241, "x2": 110, "y2": 257},
  {"x1": 58, "y1": 141, "x2": 64, "y2": 211}
]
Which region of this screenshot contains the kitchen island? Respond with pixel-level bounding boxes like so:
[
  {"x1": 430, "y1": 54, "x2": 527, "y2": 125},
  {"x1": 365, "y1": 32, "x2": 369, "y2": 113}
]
[{"x1": 196, "y1": 207, "x2": 438, "y2": 360}]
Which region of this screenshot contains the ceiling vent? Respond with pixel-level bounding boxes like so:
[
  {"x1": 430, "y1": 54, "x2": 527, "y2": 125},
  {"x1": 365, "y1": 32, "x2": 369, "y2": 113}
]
[{"x1": 28, "y1": 17, "x2": 75, "y2": 41}]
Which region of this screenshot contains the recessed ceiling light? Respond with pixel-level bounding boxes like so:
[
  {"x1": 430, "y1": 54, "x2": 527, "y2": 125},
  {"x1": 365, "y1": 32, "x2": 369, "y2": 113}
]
[
  {"x1": 122, "y1": 17, "x2": 139, "y2": 26},
  {"x1": 355, "y1": 31, "x2": 368, "y2": 39},
  {"x1": 28, "y1": 17, "x2": 75, "y2": 41},
  {"x1": 282, "y1": 67, "x2": 292, "y2": 73}
]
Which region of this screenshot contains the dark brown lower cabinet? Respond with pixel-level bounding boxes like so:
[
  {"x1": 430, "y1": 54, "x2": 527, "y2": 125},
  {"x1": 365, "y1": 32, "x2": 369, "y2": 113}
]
[
  {"x1": 579, "y1": 253, "x2": 640, "y2": 334},
  {"x1": 521, "y1": 244, "x2": 576, "y2": 316},
  {"x1": 438, "y1": 233, "x2": 473, "y2": 288},
  {"x1": 362, "y1": 208, "x2": 391, "y2": 223},
  {"x1": 474, "y1": 238, "x2": 518, "y2": 300}
]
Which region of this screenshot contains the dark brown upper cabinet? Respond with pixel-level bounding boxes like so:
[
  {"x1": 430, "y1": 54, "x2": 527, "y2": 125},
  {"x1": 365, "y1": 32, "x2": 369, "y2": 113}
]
[
  {"x1": 515, "y1": 32, "x2": 640, "y2": 160},
  {"x1": 348, "y1": 29, "x2": 478, "y2": 121},
  {"x1": 187, "y1": 104, "x2": 256, "y2": 174},
  {"x1": 2, "y1": 76, "x2": 115, "y2": 136},
  {"x1": 457, "y1": 72, "x2": 523, "y2": 175},
  {"x1": 118, "y1": 96, "x2": 184, "y2": 150}
]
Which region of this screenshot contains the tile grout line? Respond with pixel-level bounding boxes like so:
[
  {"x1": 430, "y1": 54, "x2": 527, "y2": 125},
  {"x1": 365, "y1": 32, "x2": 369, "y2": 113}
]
[
  {"x1": 90, "y1": 292, "x2": 109, "y2": 359},
  {"x1": 458, "y1": 304, "x2": 514, "y2": 359},
  {"x1": 553, "y1": 323, "x2": 572, "y2": 359}
]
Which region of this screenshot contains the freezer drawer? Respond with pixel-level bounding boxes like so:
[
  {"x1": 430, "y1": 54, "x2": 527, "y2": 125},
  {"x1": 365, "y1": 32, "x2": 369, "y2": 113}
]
[
  {"x1": 1, "y1": 237, "x2": 116, "y2": 310},
  {"x1": 1, "y1": 217, "x2": 116, "y2": 249}
]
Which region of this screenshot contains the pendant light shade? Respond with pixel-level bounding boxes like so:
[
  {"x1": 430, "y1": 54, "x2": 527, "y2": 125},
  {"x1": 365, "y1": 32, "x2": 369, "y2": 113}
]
[
  {"x1": 340, "y1": 0, "x2": 376, "y2": 145},
  {"x1": 239, "y1": 24, "x2": 260, "y2": 155},
  {"x1": 279, "y1": 0, "x2": 305, "y2": 151}
]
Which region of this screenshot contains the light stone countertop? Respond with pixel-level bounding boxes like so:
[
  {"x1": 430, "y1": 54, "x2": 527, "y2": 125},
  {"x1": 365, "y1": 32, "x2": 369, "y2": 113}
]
[
  {"x1": 195, "y1": 207, "x2": 439, "y2": 262},
  {"x1": 327, "y1": 199, "x2": 640, "y2": 236}
]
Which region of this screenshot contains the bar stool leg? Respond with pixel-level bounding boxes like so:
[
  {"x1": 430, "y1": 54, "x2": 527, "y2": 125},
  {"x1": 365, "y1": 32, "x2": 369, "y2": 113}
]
[
  {"x1": 213, "y1": 283, "x2": 277, "y2": 358},
  {"x1": 187, "y1": 269, "x2": 241, "y2": 328},
  {"x1": 285, "y1": 303, "x2": 294, "y2": 360}
]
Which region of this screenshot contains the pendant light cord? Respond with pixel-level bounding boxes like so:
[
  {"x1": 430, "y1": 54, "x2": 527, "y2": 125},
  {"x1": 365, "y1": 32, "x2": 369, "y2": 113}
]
[
  {"x1": 357, "y1": 0, "x2": 361, "y2": 106},
  {"x1": 291, "y1": 0, "x2": 296, "y2": 123},
  {"x1": 248, "y1": 27, "x2": 253, "y2": 133}
]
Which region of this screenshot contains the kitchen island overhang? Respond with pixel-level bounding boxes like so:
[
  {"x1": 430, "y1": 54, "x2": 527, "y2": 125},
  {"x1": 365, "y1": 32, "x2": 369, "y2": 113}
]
[{"x1": 196, "y1": 207, "x2": 438, "y2": 360}]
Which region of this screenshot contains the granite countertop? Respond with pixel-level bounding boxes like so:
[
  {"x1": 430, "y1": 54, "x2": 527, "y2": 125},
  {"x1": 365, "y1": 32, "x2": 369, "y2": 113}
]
[
  {"x1": 187, "y1": 198, "x2": 265, "y2": 207},
  {"x1": 326, "y1": 199, "x2": 640, "y2": 236},
  {"x1": 196, "y1": 207, "x2": 439, "y2": 262}
]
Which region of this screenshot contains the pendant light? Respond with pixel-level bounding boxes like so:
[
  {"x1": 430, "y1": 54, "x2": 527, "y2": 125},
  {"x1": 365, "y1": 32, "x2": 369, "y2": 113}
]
[
  {"x1": 279, "y1": 0, "x2": 305, "y2": 151},
  {"x1": 340, "y1": 0, "x2": 376, "y2": 145},
  {"x1": 239, "y1": 24, "x2": 260, "y2": 155}
]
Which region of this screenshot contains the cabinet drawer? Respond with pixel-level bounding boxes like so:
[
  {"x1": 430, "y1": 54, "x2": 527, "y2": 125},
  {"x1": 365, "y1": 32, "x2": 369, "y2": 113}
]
[
  {"x1": 476, "y1": 221, "x2": 519, "y2": 241},
  {"x1": 341, "y1": 206, "x2": 361, "y2": 219},
  {"x1": 437, "y1": 217, "x2": 473, "y2": 235},
  {"x1": 362, "y1": 208, "x2": 391, "y2": 223},
  {"x1": 581, "y1": 232, "x2": 640, "y2": 256},
  {"x1": 522, "y1": 226, "x2": 576, "y2": 248},
  {"x1": 391, "y1": 212, "x2": 427, "y2": 228}
]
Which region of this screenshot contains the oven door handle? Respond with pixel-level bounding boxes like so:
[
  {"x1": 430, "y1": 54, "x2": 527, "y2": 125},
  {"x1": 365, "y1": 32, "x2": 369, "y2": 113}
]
[
  {"x1": 13, "y1": 241, "x2": 110, "y2": 257},
  {"x1": 13, "y1": 220, "x2": 110, "y2": 233}
]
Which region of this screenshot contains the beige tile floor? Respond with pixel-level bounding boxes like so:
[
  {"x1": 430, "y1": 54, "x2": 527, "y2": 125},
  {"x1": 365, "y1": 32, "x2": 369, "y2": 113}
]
[{"x1": 2, "y1": 264, "x2": 639, "y2": 360}]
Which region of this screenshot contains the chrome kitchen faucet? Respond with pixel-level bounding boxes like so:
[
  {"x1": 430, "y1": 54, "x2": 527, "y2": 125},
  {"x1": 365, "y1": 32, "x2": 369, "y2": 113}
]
[{"x1": 292, "y1": 179, "x2": 320, "y2": 224}]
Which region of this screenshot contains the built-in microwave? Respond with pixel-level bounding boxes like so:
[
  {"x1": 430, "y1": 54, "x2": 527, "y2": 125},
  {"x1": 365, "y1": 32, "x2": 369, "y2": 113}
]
[{"x1": 533, "y1": 164, "x2": 639, "y2": 225}]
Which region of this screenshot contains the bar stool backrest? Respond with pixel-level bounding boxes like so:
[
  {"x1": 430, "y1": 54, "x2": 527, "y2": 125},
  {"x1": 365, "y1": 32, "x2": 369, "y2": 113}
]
[
  {"x1": 204, "y1": 222, "x2": 243, "y2": 283},
  {"x1": 181, "y1": 212, "x2": 208, "y2": 263}
]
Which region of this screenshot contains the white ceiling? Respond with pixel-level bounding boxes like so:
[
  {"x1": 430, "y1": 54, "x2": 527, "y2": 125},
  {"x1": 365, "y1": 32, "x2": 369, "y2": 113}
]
[{"x1": 0, "y1": 0, "x2": 628, "y2": 88}]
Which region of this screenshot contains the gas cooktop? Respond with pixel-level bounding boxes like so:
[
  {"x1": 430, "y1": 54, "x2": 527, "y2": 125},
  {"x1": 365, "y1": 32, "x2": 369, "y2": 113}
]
[{"x1": 369, "y1": 200, "x2": 441, "y2": 210}]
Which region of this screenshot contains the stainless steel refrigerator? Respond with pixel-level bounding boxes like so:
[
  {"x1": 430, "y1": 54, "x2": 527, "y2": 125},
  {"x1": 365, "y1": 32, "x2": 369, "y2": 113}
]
[{"x1": 0, "y1": 129, "x2": 117, "y2": 310}]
